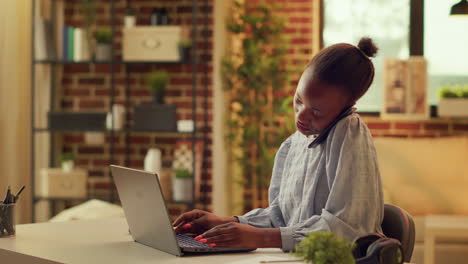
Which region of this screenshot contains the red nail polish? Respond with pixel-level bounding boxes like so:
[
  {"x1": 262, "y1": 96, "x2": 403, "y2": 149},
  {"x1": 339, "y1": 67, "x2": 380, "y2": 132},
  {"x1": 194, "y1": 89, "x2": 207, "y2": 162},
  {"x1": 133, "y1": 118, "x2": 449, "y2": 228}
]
[
  {"x1": 209, "y1": 243, "x2": 216, "y2": 247},
  {"x1": 194, "y1": 236, "x2": 201, "y2": 240},
  {"x1": 200, "y1": 239, "x2": 207, "y2": 243},
  {"x1": 182, "y1": 224, "x2": 191, "y2": 229}
]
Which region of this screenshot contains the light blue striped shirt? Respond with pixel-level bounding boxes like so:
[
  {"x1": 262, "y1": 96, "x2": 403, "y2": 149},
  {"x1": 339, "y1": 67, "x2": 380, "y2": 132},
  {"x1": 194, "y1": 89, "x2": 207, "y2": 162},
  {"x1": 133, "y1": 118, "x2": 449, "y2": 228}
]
[{"x1": 237, "y1": 113, "x2": 384, "y2": 251}]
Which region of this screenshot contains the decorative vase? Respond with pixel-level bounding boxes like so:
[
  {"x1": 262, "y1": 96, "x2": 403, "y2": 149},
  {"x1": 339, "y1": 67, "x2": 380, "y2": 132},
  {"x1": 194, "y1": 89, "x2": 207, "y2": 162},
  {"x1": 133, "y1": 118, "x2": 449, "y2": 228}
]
[
  {"x1": 124, "y1": 15, "x2": 136, "y2": 28},
  {"x1": 152, "y1": 91, "x2": 165, "y2": 104},
  {"x1": 95, "y1": 43, "x2": 111, "y2": 61},
  {"x1": 61, "y1": 160, "x2": 74, "y2": 173},
  {"x1": 106, "y1": 104, "x2": 125, "y2": 130},
  {"x1": 144, "y1": 148, "x2": 162, "y2": 174},
  {"x1": 172, "y1": 178, "x2": 193, "y2": 202}
]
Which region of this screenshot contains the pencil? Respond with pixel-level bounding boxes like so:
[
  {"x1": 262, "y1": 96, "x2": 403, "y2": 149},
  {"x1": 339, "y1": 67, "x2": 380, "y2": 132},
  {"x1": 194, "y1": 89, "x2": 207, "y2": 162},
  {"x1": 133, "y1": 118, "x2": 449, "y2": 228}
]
[{"x1": 259, "y1": 260, "x2": 303, "y2": 263}]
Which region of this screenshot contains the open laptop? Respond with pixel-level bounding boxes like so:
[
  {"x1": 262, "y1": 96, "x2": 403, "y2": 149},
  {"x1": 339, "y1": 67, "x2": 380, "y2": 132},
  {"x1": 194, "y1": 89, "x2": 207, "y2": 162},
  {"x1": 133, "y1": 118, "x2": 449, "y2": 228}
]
[{"x1": 110, "y1": 165, "x2": 256, "y2": 256}]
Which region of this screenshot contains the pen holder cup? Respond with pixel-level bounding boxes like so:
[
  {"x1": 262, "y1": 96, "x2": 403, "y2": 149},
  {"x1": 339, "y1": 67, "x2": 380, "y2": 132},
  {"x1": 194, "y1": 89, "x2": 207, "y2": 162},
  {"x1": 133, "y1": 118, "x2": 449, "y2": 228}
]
[{"x1": 0, "y1": 203, "x2": 15, "y2": 237}]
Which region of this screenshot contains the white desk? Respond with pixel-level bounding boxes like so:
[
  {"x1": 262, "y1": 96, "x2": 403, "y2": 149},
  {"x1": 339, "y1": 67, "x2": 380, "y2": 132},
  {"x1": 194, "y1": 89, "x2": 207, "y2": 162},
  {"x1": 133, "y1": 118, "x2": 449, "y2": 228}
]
[{"x1": 0, "y1": 218, "x2": 300, "y2": 264}]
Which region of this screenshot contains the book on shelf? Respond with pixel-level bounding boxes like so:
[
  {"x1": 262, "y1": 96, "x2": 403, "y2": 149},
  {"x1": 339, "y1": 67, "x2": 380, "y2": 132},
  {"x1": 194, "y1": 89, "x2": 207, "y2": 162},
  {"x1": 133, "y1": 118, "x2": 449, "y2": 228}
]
[
  {"x1": 55, "y1": 0, "x2": 64, "y2": 60},
  {"x1": 62, "y1": 26, "x2": 68, "y2": 60},
  {"x1": 68, "y1": 26, "x2": 74, "y2": 61},
  {"x1": 61, "y1": 26, "x2": 90, "y2": 61},
  {"x1": 35, "y1": 17, "x2": 56, "y2": 60},
  {"x1": 34, "y1": 0, "x2": 56, "y2": 60},
  {"x1": 35, "y1": 15, "x2": 47, "y2": 60}
]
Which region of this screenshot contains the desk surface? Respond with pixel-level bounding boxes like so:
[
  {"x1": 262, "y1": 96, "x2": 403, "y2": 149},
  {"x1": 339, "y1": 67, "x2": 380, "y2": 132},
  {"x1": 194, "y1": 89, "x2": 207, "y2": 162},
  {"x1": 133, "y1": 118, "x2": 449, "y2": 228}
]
[{"x1": 0, "y1": 218, "x2": 300, "y2": 264}]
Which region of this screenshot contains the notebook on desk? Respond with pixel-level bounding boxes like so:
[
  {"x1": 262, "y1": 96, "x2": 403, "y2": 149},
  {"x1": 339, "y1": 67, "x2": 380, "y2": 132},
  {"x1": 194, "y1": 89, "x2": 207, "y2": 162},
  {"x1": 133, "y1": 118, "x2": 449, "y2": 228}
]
[{"x1": 110, "y1": 165, "x2": 256, "y2": 256}]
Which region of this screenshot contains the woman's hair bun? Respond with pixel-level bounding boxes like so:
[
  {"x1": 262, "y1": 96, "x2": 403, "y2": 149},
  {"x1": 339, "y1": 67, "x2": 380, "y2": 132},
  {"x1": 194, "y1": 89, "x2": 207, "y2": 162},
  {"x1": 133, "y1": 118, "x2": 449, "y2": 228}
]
[{"x1": 357, "y1": 37, "x2": 378, "y2": 58}]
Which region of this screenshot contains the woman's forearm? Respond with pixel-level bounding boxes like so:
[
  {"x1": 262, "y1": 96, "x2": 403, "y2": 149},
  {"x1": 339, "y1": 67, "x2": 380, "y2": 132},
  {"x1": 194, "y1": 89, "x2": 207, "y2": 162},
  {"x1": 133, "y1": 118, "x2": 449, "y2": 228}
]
[{"x1": 257, "y1": 228, "x2": 282, "y2": 248}]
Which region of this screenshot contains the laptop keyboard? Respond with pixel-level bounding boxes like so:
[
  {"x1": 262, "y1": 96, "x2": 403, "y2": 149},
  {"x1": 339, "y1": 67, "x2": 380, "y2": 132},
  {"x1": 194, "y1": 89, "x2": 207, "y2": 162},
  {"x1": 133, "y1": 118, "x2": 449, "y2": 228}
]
[{"x1": 176, "y1": 234, "x2": 211, "y2": 248}]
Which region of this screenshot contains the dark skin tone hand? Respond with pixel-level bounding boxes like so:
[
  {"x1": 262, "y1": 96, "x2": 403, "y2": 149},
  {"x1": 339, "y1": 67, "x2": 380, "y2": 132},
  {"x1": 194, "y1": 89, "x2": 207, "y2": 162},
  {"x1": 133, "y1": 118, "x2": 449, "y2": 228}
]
[
  {"x1": 172, "y1": 209, "x2": 282, "y2": 248},
  {"x1": 172, "y1": 209, "x2": 238, "y2": 234},
  {"x1": 195, "y1": 222, "x2": 282, "y2": 248}
]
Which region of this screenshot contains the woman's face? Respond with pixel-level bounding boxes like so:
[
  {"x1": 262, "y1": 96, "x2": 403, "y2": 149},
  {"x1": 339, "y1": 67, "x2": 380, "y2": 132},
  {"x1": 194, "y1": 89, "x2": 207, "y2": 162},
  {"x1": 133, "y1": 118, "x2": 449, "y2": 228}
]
[{"x1": 294, "y1": 68, "x2": 351, "y2": 136}]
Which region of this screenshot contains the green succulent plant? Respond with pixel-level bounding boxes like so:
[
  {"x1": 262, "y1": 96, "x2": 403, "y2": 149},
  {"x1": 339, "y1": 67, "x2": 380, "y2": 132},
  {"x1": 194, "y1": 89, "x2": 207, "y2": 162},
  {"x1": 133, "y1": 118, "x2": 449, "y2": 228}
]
[
  {"x1": 293, "y1": 232, "x2": 356, "y2": 264},
  {"x1": 95, "y1": 28, "x2": 112, "y2": 44},
  {"x1": 146, "y1": 71, "x2": 170, "y2": 93},
  {"x1": 174, "y1": 169, "x2": 193, "y2": 179},
  {"x1": 438, "y1": 84, "x2": 468, "y2": 99},
  {"x1": 59, "y1": 152, "x2": 75, "y2": 163},
  {"x1": 177, "y1": 40, "x2": 193, "y2": 48}
]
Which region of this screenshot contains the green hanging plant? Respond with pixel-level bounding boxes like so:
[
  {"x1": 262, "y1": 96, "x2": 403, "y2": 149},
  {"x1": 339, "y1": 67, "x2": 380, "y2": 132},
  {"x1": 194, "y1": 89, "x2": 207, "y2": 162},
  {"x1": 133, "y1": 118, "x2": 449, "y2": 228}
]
[
  {"x1": 81, "y1": 0, "x2": 97, "y2": 58},
  {"x1": 222, "y1": 0, "x2": 296, "y2": 207}
]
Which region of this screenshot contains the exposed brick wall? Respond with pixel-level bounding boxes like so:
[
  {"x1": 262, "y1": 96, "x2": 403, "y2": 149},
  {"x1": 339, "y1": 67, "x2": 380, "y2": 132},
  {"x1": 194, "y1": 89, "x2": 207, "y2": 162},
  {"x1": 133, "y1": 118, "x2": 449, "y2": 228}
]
[
  {"x1": 276, "y1": 0, "x2": 316, "y2": 89},
  {"x1": 60, "y1": 0, "x2": 213, "y2": 217},
  {"x1": 57, "y1": 0, "x2": 467, "y2": 218},
  {"x1": 362, "y1": 116, "x2": 468, "y2": 138}
]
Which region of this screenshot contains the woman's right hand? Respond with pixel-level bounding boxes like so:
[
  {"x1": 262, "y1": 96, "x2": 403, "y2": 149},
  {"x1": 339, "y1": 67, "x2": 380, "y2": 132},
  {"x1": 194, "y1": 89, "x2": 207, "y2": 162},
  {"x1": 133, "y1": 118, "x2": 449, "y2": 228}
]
[{"x1": 172, "y1": 209, "x2": 238, "y2": 234}]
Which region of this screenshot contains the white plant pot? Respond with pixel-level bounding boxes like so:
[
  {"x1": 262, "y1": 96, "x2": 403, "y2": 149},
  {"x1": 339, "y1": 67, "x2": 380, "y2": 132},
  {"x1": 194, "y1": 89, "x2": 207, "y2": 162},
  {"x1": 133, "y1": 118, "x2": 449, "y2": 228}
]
[
  {"x1": 124, "y1": 15, "x2": 136, "y2": 28},
  {"x1": 172, "y1": 178, "x2": 193, "y2": 202},
  {"x1": 61, "y1": 160, "x2": 74, "y2": 173},
  {"x1": 438, "y1": 99, "x2": 468, "y2": 117},
  {"x1": 95, "y1": 44, "x2": 112, "y2": 61}
]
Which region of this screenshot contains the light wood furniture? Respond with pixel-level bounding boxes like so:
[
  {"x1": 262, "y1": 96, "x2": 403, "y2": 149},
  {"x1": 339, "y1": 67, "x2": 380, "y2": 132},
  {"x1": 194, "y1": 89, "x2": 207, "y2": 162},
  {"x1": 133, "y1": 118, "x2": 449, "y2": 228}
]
[
  {"x1": 0, "y1": 218, "x2": 301, "y2": 264},
  {"x1": 424, "y1": 215, "x2": 468, "y2": 264}
]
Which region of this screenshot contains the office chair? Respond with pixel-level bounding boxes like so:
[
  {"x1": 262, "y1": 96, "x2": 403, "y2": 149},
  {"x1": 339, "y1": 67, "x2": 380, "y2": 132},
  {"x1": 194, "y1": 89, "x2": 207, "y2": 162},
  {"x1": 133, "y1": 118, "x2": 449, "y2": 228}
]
[{"x1": 381, "y1": 204, "x2": 416, "y2": 262}]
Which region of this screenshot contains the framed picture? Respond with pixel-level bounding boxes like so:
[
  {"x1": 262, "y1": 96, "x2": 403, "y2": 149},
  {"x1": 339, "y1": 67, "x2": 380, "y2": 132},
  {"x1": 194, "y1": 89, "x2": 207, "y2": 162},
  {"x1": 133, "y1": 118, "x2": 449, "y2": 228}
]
[{"x1": 382, "y1": 56, "x2": 428, "y2": 119}]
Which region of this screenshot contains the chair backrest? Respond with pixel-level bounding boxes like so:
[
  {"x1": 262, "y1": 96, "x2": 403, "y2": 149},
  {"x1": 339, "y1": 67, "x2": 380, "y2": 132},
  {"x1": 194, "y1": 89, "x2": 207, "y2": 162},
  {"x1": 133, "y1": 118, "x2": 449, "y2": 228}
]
[{"x1": 381, "y1": 204, "x2": 416, "y2": 262}]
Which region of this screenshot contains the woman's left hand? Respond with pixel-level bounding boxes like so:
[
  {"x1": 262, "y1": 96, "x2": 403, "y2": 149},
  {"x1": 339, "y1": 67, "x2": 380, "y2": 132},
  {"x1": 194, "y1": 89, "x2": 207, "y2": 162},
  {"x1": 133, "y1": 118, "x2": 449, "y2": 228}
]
[{"x1": 195, "y1": 222, "x2": 281, "y2": 248}]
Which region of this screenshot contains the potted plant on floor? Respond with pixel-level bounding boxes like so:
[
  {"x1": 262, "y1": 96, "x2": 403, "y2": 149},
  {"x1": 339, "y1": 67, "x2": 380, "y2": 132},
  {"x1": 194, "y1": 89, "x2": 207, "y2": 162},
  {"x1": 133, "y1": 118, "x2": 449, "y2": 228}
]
[
  {"x1": 95, "y1": 28, "x2": 112, "y2": 61},
  {"x1": 177, "y1": 40, "x2": 192, "y2": 62},
  {"x1": 438, "y1": 85, "x2": 468, "y2": 117},
  {"x1": 60, "y1": 152, "x2": 75, "y2": 173},
  {"x1": 146, "y1": 70, "x2": 170, "y2": 104},
  {"x1": 172, "y1": 169, "x2": 193, "y2": 202}
]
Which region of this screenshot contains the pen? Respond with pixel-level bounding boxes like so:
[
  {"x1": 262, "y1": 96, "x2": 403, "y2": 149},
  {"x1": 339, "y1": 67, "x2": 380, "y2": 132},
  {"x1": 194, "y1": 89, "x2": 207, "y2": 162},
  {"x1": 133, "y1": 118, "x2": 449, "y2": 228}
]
[
  {"x1": 259, "y1": 260, "x2": 303, "y2": 263},
  {"x1": 14, "y1": 185, "x2": 26, "y2": 203},
  {"x1": 3, "y1": 186, "x2": 12, "y2": 204}
]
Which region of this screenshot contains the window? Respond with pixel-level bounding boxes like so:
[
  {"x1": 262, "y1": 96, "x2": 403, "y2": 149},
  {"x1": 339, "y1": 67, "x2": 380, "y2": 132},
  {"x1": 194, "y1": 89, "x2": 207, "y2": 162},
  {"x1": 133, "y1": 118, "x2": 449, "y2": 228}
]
[
  {"x1": 424, "y1": 0, "x2": 468, "y2": 104},
  {"x1": 323, "y1": 0, "x2": 468, "y2": 112}
]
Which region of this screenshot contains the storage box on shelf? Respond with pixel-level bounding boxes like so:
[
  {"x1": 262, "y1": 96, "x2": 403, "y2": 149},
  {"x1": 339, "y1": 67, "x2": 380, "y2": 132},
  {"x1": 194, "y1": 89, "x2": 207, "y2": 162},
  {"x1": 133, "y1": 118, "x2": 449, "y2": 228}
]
[
  {"x1": 122, "y1": 26, "x2": 182, "y2": 62},
  {"x1": 37, "y1": 168, "x2": 88, "y2": 199}
]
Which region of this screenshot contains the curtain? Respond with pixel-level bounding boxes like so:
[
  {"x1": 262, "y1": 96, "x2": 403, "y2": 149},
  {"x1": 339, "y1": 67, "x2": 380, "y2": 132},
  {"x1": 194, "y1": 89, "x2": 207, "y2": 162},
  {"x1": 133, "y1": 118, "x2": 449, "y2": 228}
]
[{"x1": 0, "y1": 0, "x2": 32, "y2": 224}]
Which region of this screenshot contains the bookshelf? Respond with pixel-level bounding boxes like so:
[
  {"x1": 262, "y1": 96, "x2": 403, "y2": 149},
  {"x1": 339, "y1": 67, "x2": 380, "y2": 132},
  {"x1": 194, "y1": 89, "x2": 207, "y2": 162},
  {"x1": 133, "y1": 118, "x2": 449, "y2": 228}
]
[{"x1": 30, "y1": 0, "x2": 207, "y2": 222}]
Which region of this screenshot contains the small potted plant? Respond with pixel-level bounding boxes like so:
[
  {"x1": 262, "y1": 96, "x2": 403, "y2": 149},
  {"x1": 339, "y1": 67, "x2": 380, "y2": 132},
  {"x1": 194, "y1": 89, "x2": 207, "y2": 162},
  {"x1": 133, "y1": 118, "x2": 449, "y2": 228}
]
[
  {"x1": 146, "y1": 70, "x2": 170, "y2": 104},
  {"x1": 438, "y1": 84, "x2": 468, "y2": 117},
  {"x1": 177, "y1": 40, "x2": 192, "y2": 62},
  {"x1": 172, "y1": 169, "x2": 193, "y2": 202},
  {"x1": 60, "y1": 152, "x2": 75, "y2": 173},
  {"x1": 294, "y1": 232, "x2": 355, "y2": 264},
  {"x1": 95, "y1": 28, "x2": 112, "y2": 61}
]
